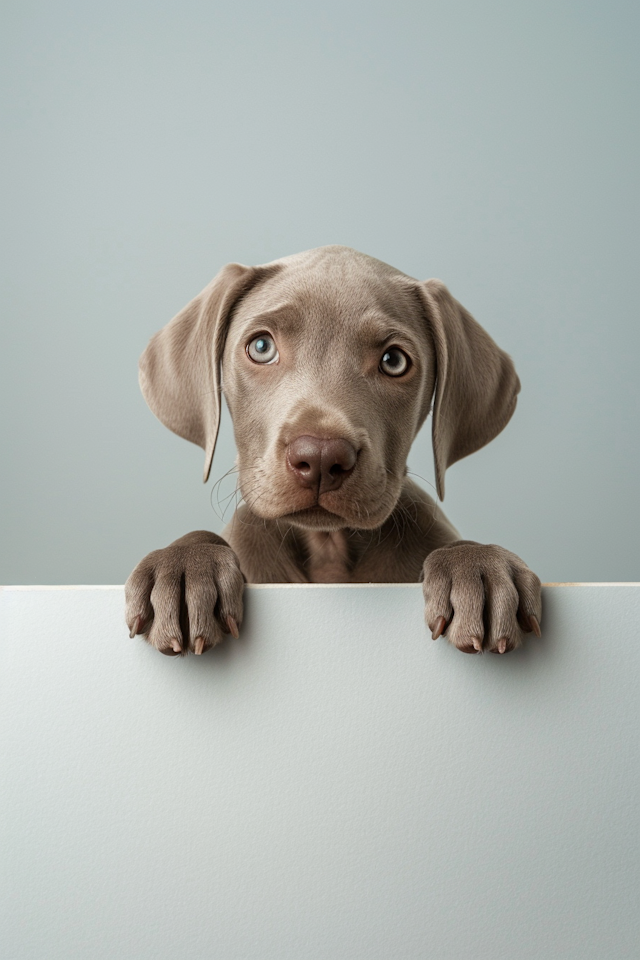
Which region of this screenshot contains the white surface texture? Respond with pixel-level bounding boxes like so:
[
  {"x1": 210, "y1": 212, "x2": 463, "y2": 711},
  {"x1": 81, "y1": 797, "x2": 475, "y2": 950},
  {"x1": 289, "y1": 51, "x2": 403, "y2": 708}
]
[{"x1": 1, "y1": 584, "x2": 639, "y2": 960}]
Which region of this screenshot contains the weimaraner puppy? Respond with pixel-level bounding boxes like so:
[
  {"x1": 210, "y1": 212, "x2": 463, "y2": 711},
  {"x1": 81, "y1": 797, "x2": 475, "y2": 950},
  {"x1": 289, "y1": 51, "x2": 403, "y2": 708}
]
[{"x1": 126, "y1": 245, "x2": 542, "y2": 656}]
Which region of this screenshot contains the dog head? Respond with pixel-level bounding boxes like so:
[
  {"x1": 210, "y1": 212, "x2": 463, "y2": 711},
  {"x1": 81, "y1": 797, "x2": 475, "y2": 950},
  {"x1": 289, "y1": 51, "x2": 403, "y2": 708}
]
[{"x1": 139, "y1": 246, "x2": 519, "y2": 529}]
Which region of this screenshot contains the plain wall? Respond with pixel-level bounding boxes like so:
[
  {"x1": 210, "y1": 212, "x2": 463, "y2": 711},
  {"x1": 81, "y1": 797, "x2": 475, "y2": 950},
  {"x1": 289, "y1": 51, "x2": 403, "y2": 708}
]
[{"x1": 1, "y1": 0, "x2": 639, "y2": 584}]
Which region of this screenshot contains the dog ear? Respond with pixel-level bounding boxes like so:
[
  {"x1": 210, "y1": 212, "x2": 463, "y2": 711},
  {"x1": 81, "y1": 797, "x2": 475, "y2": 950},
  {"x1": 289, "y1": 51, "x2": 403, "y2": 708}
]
[
  {"x1": 417, "y1": 279, "x2": 520, "y2": 500},
  {"x1": 139, "y1": 262, "x2": 277, "y2": 482}
]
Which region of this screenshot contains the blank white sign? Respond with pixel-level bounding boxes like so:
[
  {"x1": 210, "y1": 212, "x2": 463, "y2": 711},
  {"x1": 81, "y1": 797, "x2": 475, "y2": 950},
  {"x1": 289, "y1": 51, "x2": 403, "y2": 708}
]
[{"x1": 1, "y1": 584, "x2": 639, "y2": 959}]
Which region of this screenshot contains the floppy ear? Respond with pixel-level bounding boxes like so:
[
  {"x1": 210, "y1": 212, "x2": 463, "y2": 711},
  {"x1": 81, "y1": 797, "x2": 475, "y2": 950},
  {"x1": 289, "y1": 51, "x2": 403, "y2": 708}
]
[
  {"x1": 417, "y1": 279, "x2": 520, "y2": 500},
  {"x1": 139, "y1": 261, "x2": 277, "y2": 482}
]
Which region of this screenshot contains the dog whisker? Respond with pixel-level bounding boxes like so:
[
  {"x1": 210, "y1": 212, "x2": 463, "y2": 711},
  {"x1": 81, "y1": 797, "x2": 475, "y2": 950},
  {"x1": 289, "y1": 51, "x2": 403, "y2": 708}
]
[
  {"x1": 406, "y1": 470, "x2": 438, "y2": 496},
  {"x1": 209, "y1": 464, "x2": 241, "y2": 521}
]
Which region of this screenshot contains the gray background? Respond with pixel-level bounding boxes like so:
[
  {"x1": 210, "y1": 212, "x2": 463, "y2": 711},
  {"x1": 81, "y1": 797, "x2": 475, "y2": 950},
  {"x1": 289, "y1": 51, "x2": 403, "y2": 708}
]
[{"x1": 1, "y1": 0, "x2": 638, "y2": 585}]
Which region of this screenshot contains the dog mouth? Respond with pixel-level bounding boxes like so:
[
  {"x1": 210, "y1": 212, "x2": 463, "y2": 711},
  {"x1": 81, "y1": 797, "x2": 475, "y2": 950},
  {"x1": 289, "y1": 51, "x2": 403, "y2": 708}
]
[
  {"x1": 278, "y1": 489, "x2": 397, "y2": 530},
  {"x1": 281, "y1": 504, "x2": 347, "y2": 530},
  {"x1": 237, "y1": 455, "x2": 401, "y2": 530}
]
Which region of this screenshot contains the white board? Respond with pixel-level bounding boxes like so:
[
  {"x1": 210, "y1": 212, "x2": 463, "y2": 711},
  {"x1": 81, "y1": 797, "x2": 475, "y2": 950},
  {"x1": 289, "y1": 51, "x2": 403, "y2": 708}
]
[{"x1": 1, "y1": 584, "x2": 638, "y2": 959}]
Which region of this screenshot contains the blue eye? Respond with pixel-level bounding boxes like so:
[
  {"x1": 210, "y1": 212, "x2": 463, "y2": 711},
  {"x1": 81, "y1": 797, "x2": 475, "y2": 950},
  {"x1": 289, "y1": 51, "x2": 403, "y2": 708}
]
[
  {"x1": 247, "y1": 334, "x2": 279, "y2": 364},
  {"x1": 380, "y1": 347, "x2": 410, "y2": 377}
]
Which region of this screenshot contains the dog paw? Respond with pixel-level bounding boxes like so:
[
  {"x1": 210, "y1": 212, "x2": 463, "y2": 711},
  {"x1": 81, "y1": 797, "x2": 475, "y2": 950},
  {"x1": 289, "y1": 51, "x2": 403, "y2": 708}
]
[
  {"x1": 125, "y1": 531, "x2": 245, "y2": 656},
  {"x1": 422, "y1": 541, "x2": 542, "y2": 654}
]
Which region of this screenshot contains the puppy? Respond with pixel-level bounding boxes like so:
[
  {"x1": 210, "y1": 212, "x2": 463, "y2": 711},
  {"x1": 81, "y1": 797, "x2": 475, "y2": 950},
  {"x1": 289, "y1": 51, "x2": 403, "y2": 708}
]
[{"x1": 126, "y1": 246, "x2": 542, "y2": 656}]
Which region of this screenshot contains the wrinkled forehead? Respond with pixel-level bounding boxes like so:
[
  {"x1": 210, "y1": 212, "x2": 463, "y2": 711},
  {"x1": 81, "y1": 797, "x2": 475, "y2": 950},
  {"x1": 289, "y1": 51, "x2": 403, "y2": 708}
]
[{"x1": 231, "y1": 249, "x2": 424, "y2": 343}]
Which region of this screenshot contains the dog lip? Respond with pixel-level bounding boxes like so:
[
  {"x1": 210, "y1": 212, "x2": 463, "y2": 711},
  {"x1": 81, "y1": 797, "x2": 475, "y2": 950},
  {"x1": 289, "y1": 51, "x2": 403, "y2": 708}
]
[
  {"x1": 285, "y1": 505, "x2": 338, "y2": 519},
  {"x1": 279, "y1": 504, "x2": 350, "y2": 532},
  {"x1": 278, "y1": 504, "x2": 351, "y2": 526}
]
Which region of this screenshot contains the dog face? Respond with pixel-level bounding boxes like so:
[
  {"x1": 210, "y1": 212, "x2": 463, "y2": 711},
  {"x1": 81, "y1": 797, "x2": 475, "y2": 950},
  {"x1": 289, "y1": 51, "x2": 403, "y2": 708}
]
[
  {"x1": 221, "y1": 248, "x2": 434, "y2": 530},
  {"x1": 139, "y1": 246, "x2": 519, "y2": 526}
]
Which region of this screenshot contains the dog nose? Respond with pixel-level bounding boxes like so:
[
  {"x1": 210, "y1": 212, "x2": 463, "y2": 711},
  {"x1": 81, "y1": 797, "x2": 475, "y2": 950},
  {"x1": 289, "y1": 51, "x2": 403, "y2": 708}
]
[{"x1": 286, "y1": 436, "x2": 357, "y2": 494}]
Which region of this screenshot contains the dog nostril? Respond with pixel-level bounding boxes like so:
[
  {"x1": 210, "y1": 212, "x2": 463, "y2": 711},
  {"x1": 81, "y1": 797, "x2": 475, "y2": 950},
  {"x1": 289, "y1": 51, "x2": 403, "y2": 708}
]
[{"x1": 286, "y1": 435, "x2": 357, "y2": 493}]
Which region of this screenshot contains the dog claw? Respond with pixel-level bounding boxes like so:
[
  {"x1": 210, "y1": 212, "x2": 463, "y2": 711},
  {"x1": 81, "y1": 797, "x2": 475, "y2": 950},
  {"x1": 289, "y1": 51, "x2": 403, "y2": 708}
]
[
  {"x1": 226, "y1": 616, "x2": 240, "y2": 639},
  {"x1": 471, "y1": 636, "x2": 483, "y2": 653},
  {"x1": 497, "y1": 637, "x2": 508, "y2": 654},
  {"x1": 129, "y1": 613, "x2": 144, "y2": 639},
  {"x1": 431, "y1": 616, "x2": 447, "y2": 640},
  {"x1": 194, "y1": 636, "x2": 206, "y2": 656},
  {"x1": 529, "y1": 614, "x2": 541, "y2": 638},
  {"x1": 170, "y1": 638, "x2": 182, "y2": 654}
]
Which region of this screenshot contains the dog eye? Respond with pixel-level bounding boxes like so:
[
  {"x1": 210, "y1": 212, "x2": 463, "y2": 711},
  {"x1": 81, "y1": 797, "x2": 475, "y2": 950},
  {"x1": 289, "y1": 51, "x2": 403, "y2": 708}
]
[
  {"x1": 380, "y1": 347, "x2": 410, "y2": 377},
  {"x1": 247, "y1": 334, "x2": 279, "y2": 364}
]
